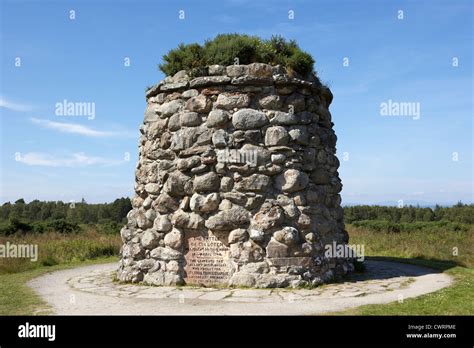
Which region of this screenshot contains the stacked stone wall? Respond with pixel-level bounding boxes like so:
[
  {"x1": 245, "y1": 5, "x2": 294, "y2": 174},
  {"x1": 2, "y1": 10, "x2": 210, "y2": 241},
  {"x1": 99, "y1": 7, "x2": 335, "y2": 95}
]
[{"x1": 117, "y1": 63, "x2": 354, "y2": 288}]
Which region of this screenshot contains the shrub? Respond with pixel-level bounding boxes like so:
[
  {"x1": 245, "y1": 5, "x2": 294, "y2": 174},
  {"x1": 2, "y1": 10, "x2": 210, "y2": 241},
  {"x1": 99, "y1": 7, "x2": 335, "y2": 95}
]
[
  {"x1": 31, "y1": 222, "x2": 45, "y2": 234},
  {"x1": 9, "y1": 218, "x2": 33, "y2": 234},
  {"x1": 202, "y1": 33, "x2": 260, "y2": 66},
  {"x1": 97, "y1": 219, "x2": 121, "y2": 235},
  {"x1": 159, "y1": 34, "x2": 316, "y2": 77},
  {"x1": 46, "y1": 219, "x2": 80, "y2": 234},
  {"x1": 286, "y1": 50, "x2": 315, "y2": 76},
  {"x1": 0, "y1": 218, "x2": 33, "y2": 236},
  {"x1": 158, "y1": 43, "x2": 204, "y2": 76},
  {"x1": 41, "y1": 255, "x2": 59, "y2": 267},
  {"x1": 0, "y1": 222, "x2": 14, "y2": 236},
  {"x1": 268, "y1": 35, "x2": 295, "y2": 59}
]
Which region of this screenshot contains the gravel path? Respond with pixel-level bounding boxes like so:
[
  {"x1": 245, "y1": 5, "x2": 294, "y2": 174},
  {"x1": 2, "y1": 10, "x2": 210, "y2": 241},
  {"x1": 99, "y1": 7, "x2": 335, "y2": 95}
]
[{"x1": 28, "y1": 260, "x2": 452, "y2": 315}]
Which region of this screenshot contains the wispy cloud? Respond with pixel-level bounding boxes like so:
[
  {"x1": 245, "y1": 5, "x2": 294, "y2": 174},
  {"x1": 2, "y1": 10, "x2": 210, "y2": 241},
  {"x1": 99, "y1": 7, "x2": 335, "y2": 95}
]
[
  {"x1": 30, "y1": 118, "x2": 133, "y2": 138},
  {"x1": 16, "y1": 152, "x2": 126, "y2": 167},
  {"x1": 0, "y1": 97, "x2": 33, "y2": 112}
]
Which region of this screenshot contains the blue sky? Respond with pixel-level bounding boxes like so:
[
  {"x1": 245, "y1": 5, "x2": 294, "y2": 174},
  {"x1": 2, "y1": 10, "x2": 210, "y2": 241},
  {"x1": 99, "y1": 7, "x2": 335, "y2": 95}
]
[{"x1": 0, "y1": 0, "x2": 472, "y2": 205}]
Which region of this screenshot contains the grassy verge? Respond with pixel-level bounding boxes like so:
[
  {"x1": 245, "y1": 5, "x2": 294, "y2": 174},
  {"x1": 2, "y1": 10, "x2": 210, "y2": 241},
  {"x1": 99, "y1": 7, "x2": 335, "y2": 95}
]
[
  {"x1": 0, "y1": 228, "x2": 121, "y2": 315},
  {"x1": 329, "y1": 225, "x2": 474, "y2": 315},
  {"x1": 347, "y1": 224, "x2": 473, "y2": 267},
  {"x1": 0, "y1": 256, "x2": 118, "y2": 315},
  {"x1": 331, "y1": 261, "x2": 473, "y2": 315},
  {"x1": 0, "y1": 228, "x2": 121, "y2": 273}
]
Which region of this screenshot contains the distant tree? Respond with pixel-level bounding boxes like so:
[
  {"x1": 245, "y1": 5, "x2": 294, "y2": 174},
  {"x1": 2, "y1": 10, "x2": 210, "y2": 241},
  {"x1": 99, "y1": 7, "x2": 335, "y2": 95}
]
[{"x1": 422, "y1": 209, "x2": 435, "y2": 222}]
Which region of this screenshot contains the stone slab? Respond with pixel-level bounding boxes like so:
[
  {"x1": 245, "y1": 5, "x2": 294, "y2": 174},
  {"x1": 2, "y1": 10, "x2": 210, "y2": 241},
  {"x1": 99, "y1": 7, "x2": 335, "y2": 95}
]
[{"x1": 183, "y1": 230, "x2": 232, "y2": 286}]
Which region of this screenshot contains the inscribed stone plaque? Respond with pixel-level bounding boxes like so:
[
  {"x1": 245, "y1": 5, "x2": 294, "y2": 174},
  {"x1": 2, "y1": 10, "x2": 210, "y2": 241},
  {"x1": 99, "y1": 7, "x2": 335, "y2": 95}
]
[{"x1": 184, "y1": 231, "x2": 231, "y2": 286}]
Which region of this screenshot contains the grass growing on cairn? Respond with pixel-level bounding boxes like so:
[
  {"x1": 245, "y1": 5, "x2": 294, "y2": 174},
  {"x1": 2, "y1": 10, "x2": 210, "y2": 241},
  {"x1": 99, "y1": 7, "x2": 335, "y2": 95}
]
[{"x1": 159, "y1": 34, "x2": 316, "y2": 77}]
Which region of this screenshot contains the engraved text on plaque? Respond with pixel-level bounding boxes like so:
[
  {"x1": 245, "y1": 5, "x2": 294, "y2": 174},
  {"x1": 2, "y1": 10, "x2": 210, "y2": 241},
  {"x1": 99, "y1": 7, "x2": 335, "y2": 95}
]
[{"x1": 184, "y1": 231, "x2": 231, "y2": 286}]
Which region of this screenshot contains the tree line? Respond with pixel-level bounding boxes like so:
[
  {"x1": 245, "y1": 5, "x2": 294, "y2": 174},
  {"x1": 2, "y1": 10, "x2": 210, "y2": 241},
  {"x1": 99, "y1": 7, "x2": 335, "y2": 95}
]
[
  {"x1": 344, "y1": 202, "x2": 473, "y2": 224},
  {"x1": 0, "y1": 198, "x2": 131, "y2": 235},
  {"x1": 0, "y1": 198, "x2": 472, "y2": 235},
  {"x1": 0, "y1": 198, "x2": 131, "y2": 224}
]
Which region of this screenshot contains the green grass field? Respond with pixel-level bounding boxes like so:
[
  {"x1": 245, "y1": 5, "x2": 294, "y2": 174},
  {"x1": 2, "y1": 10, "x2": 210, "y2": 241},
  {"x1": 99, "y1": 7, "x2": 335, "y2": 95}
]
[
  {"x1": 0, "y1": 227, "x2": 121, "y2": 274},
  {"x1": 331, "y1": 225, "x2": 474, "y2": 315},
  {"x1": 0, "y1": 224, "x2": 472, "y2": 315},
  {"x1": 0, "y1": 228, "x2": 121, "y2": 315}
]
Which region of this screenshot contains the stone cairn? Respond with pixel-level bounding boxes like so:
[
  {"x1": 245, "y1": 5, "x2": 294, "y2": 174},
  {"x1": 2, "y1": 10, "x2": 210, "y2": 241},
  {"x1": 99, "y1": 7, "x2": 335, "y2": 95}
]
[{"x1": 117, "y1": 63, "x2": 354, "y2": 288}]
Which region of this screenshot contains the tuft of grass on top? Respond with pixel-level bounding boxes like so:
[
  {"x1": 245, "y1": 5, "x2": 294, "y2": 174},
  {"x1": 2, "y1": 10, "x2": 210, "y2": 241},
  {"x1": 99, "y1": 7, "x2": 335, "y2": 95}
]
[{"x1": 159, "y1": 34, "x2": 316, "y2": 77}]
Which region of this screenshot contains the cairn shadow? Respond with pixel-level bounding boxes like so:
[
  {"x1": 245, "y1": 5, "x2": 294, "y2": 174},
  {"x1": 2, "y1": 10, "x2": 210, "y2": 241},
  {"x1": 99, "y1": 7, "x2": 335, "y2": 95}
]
[{"x1": 341, "y1": 256, "x2": 460, "y2": 283}]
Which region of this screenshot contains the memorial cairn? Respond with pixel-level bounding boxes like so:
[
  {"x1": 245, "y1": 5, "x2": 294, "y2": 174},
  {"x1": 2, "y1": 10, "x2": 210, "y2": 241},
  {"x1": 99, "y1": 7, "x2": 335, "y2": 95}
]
[{"x1": 117, "y1": 62, "x2": 355, "y2": 288}]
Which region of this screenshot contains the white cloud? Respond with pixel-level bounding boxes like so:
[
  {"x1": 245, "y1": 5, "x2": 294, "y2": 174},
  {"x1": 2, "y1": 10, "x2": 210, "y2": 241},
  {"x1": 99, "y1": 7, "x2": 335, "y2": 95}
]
[
  {"x1": 30, "y1": 118, "x2": 127, "y2": 137},
  {"x1": 16, "y1": 152, "x2": 125, "y2": 167},
  {"x1": 0, "y1": 97, "x2": 33, "y2": 112}
]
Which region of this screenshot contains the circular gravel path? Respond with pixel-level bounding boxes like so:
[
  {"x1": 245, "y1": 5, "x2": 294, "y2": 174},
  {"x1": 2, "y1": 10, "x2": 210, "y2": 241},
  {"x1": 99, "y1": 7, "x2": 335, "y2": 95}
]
[{"x1": 28, "y1": 260, "x2": 452, "y2": 315}]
